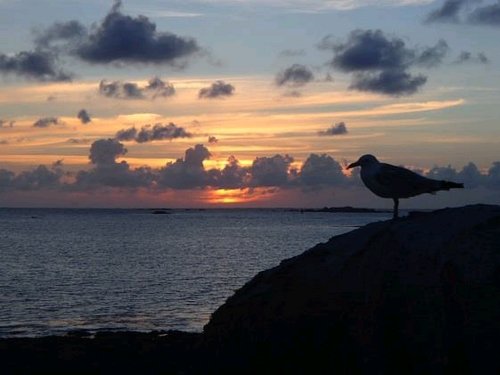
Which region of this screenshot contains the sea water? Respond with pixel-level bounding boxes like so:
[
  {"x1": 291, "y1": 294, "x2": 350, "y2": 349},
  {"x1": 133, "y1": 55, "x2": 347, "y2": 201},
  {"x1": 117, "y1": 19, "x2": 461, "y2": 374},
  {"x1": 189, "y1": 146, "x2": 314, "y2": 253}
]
[{"x1": 0, "y1": 208, "x2": 390, "y2": 337}]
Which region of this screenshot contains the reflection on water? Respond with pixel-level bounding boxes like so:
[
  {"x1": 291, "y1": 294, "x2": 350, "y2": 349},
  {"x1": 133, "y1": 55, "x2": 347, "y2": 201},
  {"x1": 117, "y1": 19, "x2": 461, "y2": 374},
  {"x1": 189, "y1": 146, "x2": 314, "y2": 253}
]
[{"x1": 0, "y1": 208, "x2": 389, "y2": 337}]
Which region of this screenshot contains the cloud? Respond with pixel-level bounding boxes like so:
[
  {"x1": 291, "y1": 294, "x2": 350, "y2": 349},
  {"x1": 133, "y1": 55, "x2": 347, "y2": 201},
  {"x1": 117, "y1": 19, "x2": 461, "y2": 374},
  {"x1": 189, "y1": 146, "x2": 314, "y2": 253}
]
[
  {"x1": 99, "y1": 77, "x2": 175, "y2": 100},
  {"x1": 318, "y1": 121, "x2": 348, "y2": 136},
  {"x1": 350, "y1": 70, "x2": 427, "y2": 96},
  {"x1": 144, "y1": 77, "x2": 176, "y2": 98},
  {"x1": 211, "y1": 156, "x2": 248, "y2": 189},
  {"x1": 75, "y1": 1, "x2": 201, "y2": 65},
  {"x1": 198, "y1": 80, "x2": 235, "y2": 99},
  {"x1": 297, "y1": 154, "x2": 347, "y2": 188},
  {"x1": 426, "y1": 0, "x2": 500, "y2": 27},
  {"x1": 279, "y1": 49, "x2": 306, "y2": 57},
  {"x1": 99, "y1": 79, "x2": 144, "y2": 99},
  {"x1": 33, "y1": 117, "x2": 63, "y2": 128},
  {"x1": 89, "y1": 138, "x2": 127, "y2": 165},
  {"x1": 454, "y1": 51, "x2": 489, "y2": 64},
  {"x1": 208, "y1": 136, "x2": 218, "y2": 144},
  {"x1": 77, "y1": 109, "x2": 92, "y2": 124},
  {"x1": 0, "y1": 164, "x2": 63, "y2": 192},
  {"x1": 115, "y1": 123, "x2": 191, "y2": 143},
  {"x1": 248, "y1": 154, "x2": 294, "y2": 187},
  {"x1": 275, "y1": 64, "x2": 314, "y2": 87},
  {"x1": 75, "y1": 138, "x2": 153, "y2": 189},
  {"x1": 322, "y1": 29, "x2": 446, "y2": 95},
  {"x1": 468, "y1": 3, "x2": 500, "y2": 26},
  {"x1": 416, "y1": 40, "x2": 450, "y2": 68},
  {"x1": 0, "y1": 119, "x2": 15, "y2": 128},
  {"x1": 33, "y1": 20, "x2": 86, "y2": 50},
  {"x1": 158, "y1": 144, "x2": 212, "y2": 189},
  {"x1": 0, "y1": 50, "x2": 71, "y2": 82},
  {"x1": 425, "y1": 0, "x2": 467, "y2": 23}
]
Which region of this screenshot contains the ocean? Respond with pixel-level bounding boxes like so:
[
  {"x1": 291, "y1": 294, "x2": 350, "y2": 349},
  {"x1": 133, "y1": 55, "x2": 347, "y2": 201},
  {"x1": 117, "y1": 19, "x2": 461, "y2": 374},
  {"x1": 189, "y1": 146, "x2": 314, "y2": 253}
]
[{"x1": 0, "y1": 208, "x2": 390, "y2": 337}]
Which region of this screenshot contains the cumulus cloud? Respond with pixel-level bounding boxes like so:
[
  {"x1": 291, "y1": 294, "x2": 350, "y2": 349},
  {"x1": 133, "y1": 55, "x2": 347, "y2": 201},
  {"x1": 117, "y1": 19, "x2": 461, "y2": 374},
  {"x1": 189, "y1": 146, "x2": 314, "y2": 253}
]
[
  {"x1": 99, "y1": 77, "x2": 175, "y2": 100},
  {"x1": 75, "y1": 1, "x2": 200, "y2": 65},
  {"x1": 75, "y1": 138, "x2": 153, "y2": 189},
  {"x1": 321, "y1": 29, "x2": 448, "y2": 96},
  {"x1": 198, "y1": 80, "x2": 235, "y2": 99},
  {"x1": 115, "y1": 123, "x2": 191, "y2": 143},
  {"x1": 318, "y1": 122, "x2": 348, "y2": 136},
  {"x1": 33, "y1": 117, "x2": 63, "y2": 128},
  {"x1": 249, "y1": 155, "x2": 294, "y2": 187},
  {"x1": 77, "y1": 109, "x2": 92, "y2": 124},
  {"x1": 275, "y1": 64, "x2": 314, "y2": 87},
  {"x1": 0, "y1": 164, "x2": 63, "y2": 192},
  {"x1": 426, "y1": 0, "x2": 500, "y2": 27},
  {"x1": 0, "y1": 50, "x2": 71, "y2": 82},
  {"x1": 211, "y1": 156, "x2": 248, "y2": 189},
  {"x1": 158, "y1": 144, "x2": 212, "y2": 189},
  {"x1": 298, "y1": 154, "x2": 347, "y2": 188}
]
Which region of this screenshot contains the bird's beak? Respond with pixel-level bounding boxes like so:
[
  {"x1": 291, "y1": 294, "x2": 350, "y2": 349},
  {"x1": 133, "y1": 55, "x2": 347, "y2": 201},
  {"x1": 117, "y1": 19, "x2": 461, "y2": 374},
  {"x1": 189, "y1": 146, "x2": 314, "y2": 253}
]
[{"x1": 346, "y1": 161, "x2": 360, "y2": 169}]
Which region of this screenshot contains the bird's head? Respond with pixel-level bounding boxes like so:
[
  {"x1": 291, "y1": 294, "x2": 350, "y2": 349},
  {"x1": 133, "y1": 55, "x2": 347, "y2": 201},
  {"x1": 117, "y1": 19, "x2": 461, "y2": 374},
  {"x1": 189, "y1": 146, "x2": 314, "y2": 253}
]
[{"x1": 346, "y1": 154, "x2": 379, "y2": 169}]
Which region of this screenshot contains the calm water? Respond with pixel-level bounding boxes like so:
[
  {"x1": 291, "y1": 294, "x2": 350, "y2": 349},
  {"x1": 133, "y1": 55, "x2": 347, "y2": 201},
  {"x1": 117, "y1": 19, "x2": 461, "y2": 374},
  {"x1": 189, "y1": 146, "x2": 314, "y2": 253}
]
[{"x1": 0, "y1": 208, "x2": 390, "y2": 337}]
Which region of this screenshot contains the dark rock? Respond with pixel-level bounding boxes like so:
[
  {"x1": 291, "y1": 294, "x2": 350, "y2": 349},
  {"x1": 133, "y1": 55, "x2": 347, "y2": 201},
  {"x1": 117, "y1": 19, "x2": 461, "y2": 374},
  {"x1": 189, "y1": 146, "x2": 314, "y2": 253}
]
[{"x1": 203, "y1": 204, "x2": 500, "y2": 374}]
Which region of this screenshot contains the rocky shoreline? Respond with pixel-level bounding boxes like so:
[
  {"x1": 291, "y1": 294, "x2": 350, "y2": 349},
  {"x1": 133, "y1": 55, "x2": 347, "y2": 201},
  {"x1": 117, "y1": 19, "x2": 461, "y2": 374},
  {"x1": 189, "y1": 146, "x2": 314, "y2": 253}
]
[{"x1": 2, "y1": 204, "x2": 499, "y2": 374}]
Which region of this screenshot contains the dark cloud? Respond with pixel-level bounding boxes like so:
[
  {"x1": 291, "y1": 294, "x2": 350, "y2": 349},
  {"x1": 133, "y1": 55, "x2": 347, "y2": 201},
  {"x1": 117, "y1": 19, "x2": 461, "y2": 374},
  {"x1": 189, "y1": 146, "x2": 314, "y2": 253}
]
[
  {"x1": 279, "y1": 49, "x2": 306, "y2": 57},
  {"x1": 33, "y1": 20, "x2": 86, "y2": 49},
  {"x1": 33, "y1": 117, "x2": 63, "y2": 128},
  {"x1": 99, "y1": 79, "x2": 144, "y2": 99},
  {"x1": 350, "y1": 70, "x2": 427, "y2": 96},
  {"x1": 426, "y1": 0, "x2": 500, "y2": 27},
  {"x1": 298, "y1": 154, "x2": 347, "y2": 188},
  {"x1": 454, "y1": 51, "x2": 489, "y2": 64},
  {"x1": 416, "y1": 40, "x2": 450, "y2": 68},
  {"x1": 115, "y1": 123, "x2": 191, "y2": 143},
  {"x1": 318, "y1": 122, "x2": 348, "y2": 136},
  {"x1": 0, "y1": 50, "x2": 71, "y2": 82},
  {"x1": 321, "y1": 29, "x2": 448, "y2": 96},
  {"x1": 145, "y1": 77, "x2": 175, "y2": 98},
  {"x1": 75, "y1": 138, "x2": 153, "y2": 189},
  {"x1": 0, "y1": 120, "x2": 15, "y2": 128},
  {"x1": 77, "y1": 109, "x2": 92, "y2": 124},
  {"x1": 75, "y1": 1, "x2": 200, "y2": 65},
  {"x1": 469, "y1": 3, "x2": 500, "y2": 26},
  {"x1": 89, "y1": 138, "x2": 127, "y2": 165},
  {"x1": 425, "y1": 0, "x2": 467, "y2": 23},
  {"x1": 158, "y1": 144, "x2": 212, "y2": 189},
  {"x1": 198, "y1": 80, "x2": 235, "y2": 99},
  {"x1": 211, "y1": 156, "x2": 248, "y2": 189},
  {"x1": 249, "y1": 155, "x2": 294, "y2": 187},
  {"x1": 0, "y1": 164, "x2": 63, "y2": 192},
  {"x1": 275, "y1": 64, "x2": 314, "y2": 87},
  {"x1": 99, "y1": 77, "x2": 175, "y2": 100},
  {"x1": 208, "y1": 136, "x2": 218, "y2": 144}
]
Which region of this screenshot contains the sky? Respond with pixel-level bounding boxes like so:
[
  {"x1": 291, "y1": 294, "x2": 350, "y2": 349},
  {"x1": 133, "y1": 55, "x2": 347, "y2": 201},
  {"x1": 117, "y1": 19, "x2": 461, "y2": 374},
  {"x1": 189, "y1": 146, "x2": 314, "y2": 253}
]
[{"x1": 0, "y1": 0, "x2": 499, "y2": 208}]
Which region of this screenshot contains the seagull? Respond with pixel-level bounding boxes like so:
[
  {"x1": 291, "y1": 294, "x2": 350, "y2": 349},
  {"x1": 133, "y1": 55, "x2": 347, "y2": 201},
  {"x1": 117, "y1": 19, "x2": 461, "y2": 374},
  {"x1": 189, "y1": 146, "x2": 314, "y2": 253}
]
[{"x1": 347, "y1": 154, "x2": 464, "y2": 219}]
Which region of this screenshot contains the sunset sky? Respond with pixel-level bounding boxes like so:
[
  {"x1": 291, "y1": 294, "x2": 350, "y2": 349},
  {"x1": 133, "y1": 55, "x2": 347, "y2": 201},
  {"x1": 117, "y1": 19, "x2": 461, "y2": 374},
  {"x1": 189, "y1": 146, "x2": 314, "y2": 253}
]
[{"x1": 1, "y1": 0, "x2": 499, "y2": 208}]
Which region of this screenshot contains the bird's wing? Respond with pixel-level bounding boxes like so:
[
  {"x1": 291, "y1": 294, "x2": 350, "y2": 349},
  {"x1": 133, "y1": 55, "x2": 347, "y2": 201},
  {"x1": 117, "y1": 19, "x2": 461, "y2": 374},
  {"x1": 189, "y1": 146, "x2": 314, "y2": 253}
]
[{"x1": 374, "y1": 163, "x2": 436, "y2": 198}]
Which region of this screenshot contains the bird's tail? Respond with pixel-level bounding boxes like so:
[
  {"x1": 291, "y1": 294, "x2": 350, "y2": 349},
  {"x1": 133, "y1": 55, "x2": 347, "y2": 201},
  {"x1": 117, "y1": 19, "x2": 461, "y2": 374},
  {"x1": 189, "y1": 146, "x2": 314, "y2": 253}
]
[{"x1": 440, "y1": 180, "x2": 464, "y2": 191}]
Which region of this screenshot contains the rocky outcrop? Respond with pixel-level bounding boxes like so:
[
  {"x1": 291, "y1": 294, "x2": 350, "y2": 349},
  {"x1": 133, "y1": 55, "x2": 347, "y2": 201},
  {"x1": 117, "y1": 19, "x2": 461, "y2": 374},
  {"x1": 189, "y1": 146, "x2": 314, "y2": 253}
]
[{"x1": 203, "y1": 205, "x2": 500, "y2": 374}]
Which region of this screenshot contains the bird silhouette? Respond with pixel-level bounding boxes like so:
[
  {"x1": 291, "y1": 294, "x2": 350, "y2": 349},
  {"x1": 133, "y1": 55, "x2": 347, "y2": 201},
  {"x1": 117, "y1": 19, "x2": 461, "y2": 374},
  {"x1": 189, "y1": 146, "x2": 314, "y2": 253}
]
[{"x1": 347, "y1": 154, "x2": 464, "y2": 219}]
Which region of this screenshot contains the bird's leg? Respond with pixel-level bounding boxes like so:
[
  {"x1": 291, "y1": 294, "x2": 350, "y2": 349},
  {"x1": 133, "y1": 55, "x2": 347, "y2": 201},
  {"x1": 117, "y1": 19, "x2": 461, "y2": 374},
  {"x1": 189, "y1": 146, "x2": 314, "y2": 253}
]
[{"x1": 392, "y1": 198, "x2": 399, "y2": 219}]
